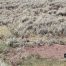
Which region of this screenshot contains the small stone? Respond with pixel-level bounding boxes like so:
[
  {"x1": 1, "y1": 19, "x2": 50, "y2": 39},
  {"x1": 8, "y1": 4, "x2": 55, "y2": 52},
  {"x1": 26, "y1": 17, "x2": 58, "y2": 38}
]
[{"x1": 64, "y1": 53, "x2": 66, "y2": 58}]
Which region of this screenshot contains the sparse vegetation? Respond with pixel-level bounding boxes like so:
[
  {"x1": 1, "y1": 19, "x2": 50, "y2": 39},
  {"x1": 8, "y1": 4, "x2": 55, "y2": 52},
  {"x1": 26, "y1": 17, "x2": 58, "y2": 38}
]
[
  {"x1": 0, "y1": 0, "x2": 66, "y2": 46},
  {"x1": 0, "y1": 0, "x2": 66, "y2": 66},
  {"x1": 0, "y1": 40, "x2": 8, "y2": 53},
  {"x1": 16, "y1": 55, "x2": 66, "y2": 66}
]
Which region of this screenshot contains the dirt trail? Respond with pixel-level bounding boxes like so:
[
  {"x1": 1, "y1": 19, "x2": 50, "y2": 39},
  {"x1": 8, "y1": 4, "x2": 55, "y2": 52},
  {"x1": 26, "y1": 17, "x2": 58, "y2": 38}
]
[
  {"x1": 27, "y1": 44, "x2": 66, "y2": 59},
  {"x1": 5, "y1": 44, "x2": 66, "y2": 65}
]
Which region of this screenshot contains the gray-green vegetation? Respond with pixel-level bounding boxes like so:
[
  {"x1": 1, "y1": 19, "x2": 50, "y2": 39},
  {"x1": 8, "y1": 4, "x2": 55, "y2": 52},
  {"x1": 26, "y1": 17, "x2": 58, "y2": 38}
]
[{"x1": 0, "y1": 0, "x2": 66, "y2": 66}]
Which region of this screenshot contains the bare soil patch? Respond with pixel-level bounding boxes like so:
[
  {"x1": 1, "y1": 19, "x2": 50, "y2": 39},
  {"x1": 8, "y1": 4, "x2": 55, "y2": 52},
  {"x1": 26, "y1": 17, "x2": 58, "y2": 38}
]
[{"x1": 4, "y1": 44, "x2": 66, "y2": 66}]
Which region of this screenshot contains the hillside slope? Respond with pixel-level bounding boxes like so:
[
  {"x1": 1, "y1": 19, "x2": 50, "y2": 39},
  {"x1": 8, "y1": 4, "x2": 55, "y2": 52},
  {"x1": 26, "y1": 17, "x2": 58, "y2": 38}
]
[
  {"x1": 0, "y1": 0, "x2": 66, "y2": 66},
  {"x1": 0, "y1": 0, "x2": 66, "y2": 46}
]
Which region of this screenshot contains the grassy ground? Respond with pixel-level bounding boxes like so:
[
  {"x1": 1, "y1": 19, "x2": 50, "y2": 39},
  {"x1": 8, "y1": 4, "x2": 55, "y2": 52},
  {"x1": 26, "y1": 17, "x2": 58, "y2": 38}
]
[
  {"x1": 17, "y1": 55, "x2": 66, "y2": 66},
  {"x1": 20, "y1": 59, "x2": 66, "y2": 66}
]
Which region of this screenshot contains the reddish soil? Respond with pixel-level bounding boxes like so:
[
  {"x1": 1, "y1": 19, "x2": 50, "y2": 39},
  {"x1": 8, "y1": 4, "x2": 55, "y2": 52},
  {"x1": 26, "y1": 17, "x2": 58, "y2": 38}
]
[
  {"x1": 5, "y1": 44, "x2": 66, "y2": 66},
  {"x1": 27, "y1": 44, "x2": 66, "y2": 59}
]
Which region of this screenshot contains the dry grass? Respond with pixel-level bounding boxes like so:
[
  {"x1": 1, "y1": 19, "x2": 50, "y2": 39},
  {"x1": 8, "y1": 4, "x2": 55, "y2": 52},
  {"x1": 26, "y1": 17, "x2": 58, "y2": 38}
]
[
  {"x1": 17, "y1": 55, "x2": 66, "y2": 66},
  {"x1": 20, "y1": 59, "x2": 66, "y2": 66},
  {"x1": 0, "y1": 26, "x2": 11, "y2": 38}
]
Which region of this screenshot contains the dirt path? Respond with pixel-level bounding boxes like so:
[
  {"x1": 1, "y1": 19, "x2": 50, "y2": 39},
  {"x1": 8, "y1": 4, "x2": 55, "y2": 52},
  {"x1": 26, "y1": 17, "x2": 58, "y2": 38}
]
[
  {"x1": 5, "y1": 44, "x2": 66, "y2": 66},
  {"x1": 27, "y1": 44, "x2": 66, "y2": 59}
]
